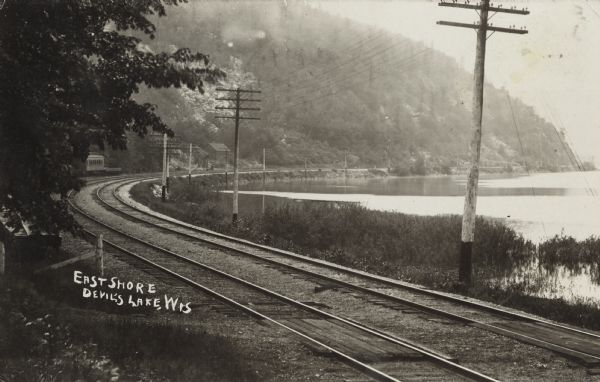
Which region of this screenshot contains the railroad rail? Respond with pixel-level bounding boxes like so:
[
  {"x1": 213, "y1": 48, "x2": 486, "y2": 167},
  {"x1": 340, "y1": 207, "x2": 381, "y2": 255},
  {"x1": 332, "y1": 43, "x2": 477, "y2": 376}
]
[
  {"x1": 69, "y1": 178, "x2": 497, "y2": 382},
  {"x1": 72, "y1": 174, "x2": 600, "y2": 377},
  {"x1": 95, "y1": 175, "x2": 600, "y2": 368}
]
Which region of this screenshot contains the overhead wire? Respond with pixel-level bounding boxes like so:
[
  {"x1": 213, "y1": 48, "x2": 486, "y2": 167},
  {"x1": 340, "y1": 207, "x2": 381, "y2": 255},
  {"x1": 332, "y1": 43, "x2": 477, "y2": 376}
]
[
  {"x1": 506, "y1": 95, "x2": 549, "y2": 241},
  {"x1": 258, "y1": 28, "x2": 389, "y2": 91},
  {"x1": 271, "y1": 47, "x2": 427, "y2": 112},
  {"x1": 264, "y1": 42, "x2": 425, "y2": 109},
  {"x1": 259, "y1": 33, "x2": 408, "y2": 102},
  {"x1": 585, "y1": 1, "x2": 600, "y2": 18},
  {"x1": 538, "y1": 94, "x2": 598, "y2": 197},
  {"x1": 267, "y1": 48, "x2": 428, "y2": 118},
  {"x1": 268, "y1": 39, "x2": 413, "y2": 100}
]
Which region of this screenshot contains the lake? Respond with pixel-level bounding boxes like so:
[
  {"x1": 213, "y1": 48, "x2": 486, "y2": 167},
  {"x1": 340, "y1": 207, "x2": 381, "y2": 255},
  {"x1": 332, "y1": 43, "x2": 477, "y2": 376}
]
[
  {"x1": 231, "y1": 170, "x2": 600, "y2": 304},
  {"x1": 237, "y1": 170, "x2": 600, "y2": 243}
]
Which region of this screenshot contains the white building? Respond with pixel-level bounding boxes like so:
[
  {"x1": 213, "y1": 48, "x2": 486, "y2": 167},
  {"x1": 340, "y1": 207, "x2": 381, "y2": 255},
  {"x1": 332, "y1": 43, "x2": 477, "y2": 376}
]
[{"x1": 86, "y1": 153, "x2": 105, "y2": 172}]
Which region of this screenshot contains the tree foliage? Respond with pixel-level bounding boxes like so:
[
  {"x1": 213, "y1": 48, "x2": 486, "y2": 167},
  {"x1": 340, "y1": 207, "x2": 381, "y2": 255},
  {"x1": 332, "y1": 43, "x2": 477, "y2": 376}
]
[
  {"x1": 129, "y1": 1, "x2": 573, "y2": 171},
  {"x1": 0, "y1": 0, "x2": 223, "y2": 233}
]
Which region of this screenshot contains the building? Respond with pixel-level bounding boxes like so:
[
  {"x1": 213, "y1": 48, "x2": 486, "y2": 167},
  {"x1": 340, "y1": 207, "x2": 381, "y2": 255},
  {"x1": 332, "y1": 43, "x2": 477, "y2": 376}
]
[
  {"x1": 207, "y1": 143, "x2": 231, "y2": 168},
  {"x1": 86, "y1": 153, "x2": 105, "y2": 172}
]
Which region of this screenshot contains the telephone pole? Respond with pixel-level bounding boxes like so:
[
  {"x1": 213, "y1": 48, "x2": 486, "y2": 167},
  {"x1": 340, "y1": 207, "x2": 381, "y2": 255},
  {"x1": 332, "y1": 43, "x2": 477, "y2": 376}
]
[
  {"x1": 215, "y1": 87, "x2": 261, "y2": 224},
  {"x1": 437, "y1": 0, "x2": 529, "y2": 285},
  {"x1": 304, "y1": 158, "x2": 308, "y2": 180},
  {"x1": 263, "y1": 148, "x2": 266, "y2": 186},
  {"x1": 344, "y1": 150, "x2": 348, "y2": 178},
  {"x1": 188, "y1": 143, "x2": 193, "y2": 184},
  {"x1": 161, "y1": 133, "x2": 167, "y2": 201},
  {"x1": 166, "y1": 152, "x2": 170, "y2": 188}
]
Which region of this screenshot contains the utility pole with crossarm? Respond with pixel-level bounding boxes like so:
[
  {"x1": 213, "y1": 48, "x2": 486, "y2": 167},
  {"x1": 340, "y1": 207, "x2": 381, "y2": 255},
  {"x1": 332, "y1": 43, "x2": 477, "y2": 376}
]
[
  {"x1": 215, "y1": 87, "x2": 261, "y2": 224},
  {"x1": 437, "y1": 0, "x2": 529, "y2": 285}
]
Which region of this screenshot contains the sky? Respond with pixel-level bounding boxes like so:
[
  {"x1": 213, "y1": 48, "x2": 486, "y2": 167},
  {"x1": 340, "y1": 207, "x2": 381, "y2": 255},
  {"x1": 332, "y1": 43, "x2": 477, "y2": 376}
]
[{"x1": 314, "y1": 0, "x2": 600, "y2": 166}]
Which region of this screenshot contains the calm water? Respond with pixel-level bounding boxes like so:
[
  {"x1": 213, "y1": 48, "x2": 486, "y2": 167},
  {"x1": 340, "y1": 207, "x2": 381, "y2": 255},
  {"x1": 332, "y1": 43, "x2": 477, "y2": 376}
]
[
  {"x1": 232, "y1": 170, "x2": 600, "y2": 304},
  {"x1": 238, "y1": 170, "x2": 600, "y2": 243}
]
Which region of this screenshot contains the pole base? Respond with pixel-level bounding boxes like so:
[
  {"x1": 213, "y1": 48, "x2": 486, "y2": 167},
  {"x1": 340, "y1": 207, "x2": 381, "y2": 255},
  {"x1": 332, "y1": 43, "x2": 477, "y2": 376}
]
[
  {"x1": 161, "y1": 185, "x2": 166, "y2": 202},
  {"x1": 232, "y1": 213, "x2": 238, "y2": 225},
  {"x1": 459, "y1": 241, "x2": 473, "y2": 285}
]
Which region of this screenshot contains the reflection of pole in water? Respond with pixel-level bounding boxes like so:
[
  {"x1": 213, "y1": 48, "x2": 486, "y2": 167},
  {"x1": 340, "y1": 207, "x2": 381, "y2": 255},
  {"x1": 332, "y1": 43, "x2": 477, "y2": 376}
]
[
  {"x1": 188, "y1": 143, "x2": 193, "y2": 185},
  {"x1": 344, "y1": 149, "x2": 348, "y2": 192},
  {"x1": 161, "y1": 133, "x2": 167, "y2": 201},
  {"x1": 166, "y1": 152, "x2": 170, "y2": 188},
  {"x1": 304, "y1": 158, "x2": 308, "y2": 181},
  {"x1": 262, "y1": 152, "x2": 266, "y2": 214}
]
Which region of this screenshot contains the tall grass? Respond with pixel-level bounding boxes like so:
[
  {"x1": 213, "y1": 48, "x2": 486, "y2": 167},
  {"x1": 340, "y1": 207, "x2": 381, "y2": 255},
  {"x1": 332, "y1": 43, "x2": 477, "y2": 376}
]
[
  {"x1": 131, "y1": 177, "x2": 534, "y2": 275},
  {"x1": 130, "y1": 177, "x2": 600, "y2": 329},
  {"x1": 258, "y1": 202, "x2": 533, "y2": 268}
]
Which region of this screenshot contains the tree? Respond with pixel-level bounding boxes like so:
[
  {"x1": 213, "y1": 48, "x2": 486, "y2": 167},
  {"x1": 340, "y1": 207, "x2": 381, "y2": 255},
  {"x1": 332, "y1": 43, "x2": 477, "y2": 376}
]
[{"x1": 0, "y1": 0, "x2": 223, "y2": 233}]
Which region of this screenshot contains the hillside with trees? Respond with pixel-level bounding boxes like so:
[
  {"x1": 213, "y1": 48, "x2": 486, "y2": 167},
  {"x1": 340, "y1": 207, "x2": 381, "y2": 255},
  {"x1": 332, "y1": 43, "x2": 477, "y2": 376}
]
[{"x1": 123, "y1": 1, "x2": 573, "y2": 173}]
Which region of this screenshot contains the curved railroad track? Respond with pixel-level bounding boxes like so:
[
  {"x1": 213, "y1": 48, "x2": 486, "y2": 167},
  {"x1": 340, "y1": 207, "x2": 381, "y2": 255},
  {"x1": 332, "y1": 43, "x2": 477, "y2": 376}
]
[
  {"x1": 70, "y1": 176, "x2": 498, "y2": 382},
  {"x1": 71, "y1": 174, "x2": 600, "y2": 380}
]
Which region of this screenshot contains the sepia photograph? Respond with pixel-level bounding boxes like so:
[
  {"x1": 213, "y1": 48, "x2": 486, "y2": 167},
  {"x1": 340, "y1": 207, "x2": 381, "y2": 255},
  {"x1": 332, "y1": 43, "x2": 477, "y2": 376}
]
[{"x1": 0, "y1": 0, "x2": 599, "y2": 381}]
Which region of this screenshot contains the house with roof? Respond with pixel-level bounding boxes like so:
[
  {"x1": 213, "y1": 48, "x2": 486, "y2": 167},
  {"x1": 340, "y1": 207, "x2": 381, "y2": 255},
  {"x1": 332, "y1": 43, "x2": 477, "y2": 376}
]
[
  {"x1": 207, "y1": 143, "x2": 231, "y2": 167},
  {"x1": 85, "y1": 145, "x2": 105, "y2": 173}
]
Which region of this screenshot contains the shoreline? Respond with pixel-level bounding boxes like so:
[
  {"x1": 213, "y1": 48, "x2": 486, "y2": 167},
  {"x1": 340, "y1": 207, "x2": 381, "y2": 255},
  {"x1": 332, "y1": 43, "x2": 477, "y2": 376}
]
[
  {"x1": 211, "y1": 169, "x2": 600, "y2": 243},
  {"x1": 129, "y1": 176, "x2": 600, "y2": 330}
]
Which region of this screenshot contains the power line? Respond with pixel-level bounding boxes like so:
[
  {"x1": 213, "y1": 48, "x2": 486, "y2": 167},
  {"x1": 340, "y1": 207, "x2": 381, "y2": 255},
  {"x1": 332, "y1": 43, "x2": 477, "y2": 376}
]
[
  {"x1": 273, "y1": 48, "x2": 428, "y2": 112},
  {"x1": 214, "y1": 87, "x2": 262, "y2": 223},
  {"x1": 539, "y1": 94, "x2": 598, "y2": 197},
  {"x1": 437, "y1": 0, "x2": 529, "y2": 285},
  {"x1": 586, "y1": 2, "x2": 600, "y2": 18},
  {"x1": 259, "y1": 34, "x2": 407, "y2": 101},
  {"x1": 266, "y1": 44, "x2": 424, "y2": 111},
  {"x1": 269, "y1": 39, "x2": 413, "y2": 99},
  {"x1": 268, "y1": 33, "x2": 405, "y2": 89},
  {"x1": 506, "y1": 95, "x2": 548, "y2": 241},
  {"x1": 259, "y1": 29, "x2": 389, "y2": 91}
]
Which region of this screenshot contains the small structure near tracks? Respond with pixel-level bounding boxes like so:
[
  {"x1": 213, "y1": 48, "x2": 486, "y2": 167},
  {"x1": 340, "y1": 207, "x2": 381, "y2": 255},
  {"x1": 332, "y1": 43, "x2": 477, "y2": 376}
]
[
  {"x1": 86, "y1": 152, "x2": 105, "y2": 173},
  {"x1": 207, "y1": 142, "x2": 231, "y2": 168}
]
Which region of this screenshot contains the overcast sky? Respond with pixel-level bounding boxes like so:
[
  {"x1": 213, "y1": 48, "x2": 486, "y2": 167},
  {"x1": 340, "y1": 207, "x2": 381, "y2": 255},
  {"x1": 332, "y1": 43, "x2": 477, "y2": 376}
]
[{"x1": 314, "y1": 0, "x2": 600, "y2": 165}]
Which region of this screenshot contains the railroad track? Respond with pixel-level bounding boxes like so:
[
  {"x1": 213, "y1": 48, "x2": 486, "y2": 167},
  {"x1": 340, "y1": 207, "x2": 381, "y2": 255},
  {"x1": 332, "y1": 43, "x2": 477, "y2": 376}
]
[
  {"x1": 97, "y1": 175, "x2": 600, "y2": 369},
  {"x1": 69, "y1": 178, "x2": 498, "y2": 382},
  {"x1": 71, "y1": 174, "x2": 600, "y2": 380}
]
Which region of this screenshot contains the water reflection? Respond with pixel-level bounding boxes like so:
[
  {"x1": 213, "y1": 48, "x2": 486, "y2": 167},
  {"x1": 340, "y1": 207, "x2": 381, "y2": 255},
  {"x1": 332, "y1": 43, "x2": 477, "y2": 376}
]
[
  {"x1": 242, "y1": 173, "x2": 589, "y2": 197},
  {"x1": 492, "y1": 259, "x2": 600, "y2": 307},
  {"x1": 229, "y1": 171, "x2": 600, "y2": 305}
]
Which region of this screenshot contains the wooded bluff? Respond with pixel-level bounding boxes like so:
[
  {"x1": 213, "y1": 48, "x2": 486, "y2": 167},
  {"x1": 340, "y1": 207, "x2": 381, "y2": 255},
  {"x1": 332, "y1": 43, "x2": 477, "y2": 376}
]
[{"x1": 111, "y1": 1, "x2": 573, "y2": 173}]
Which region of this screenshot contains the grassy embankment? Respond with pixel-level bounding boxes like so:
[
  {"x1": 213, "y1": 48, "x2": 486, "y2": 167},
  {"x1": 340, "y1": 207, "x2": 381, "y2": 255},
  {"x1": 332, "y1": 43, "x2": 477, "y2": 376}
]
[
  {"x1": 131, "y1": 175, "x2": 600, "y2": 331},
  {"x1": 0, "y1": 260, "x2": 259, "y2": 381}
]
